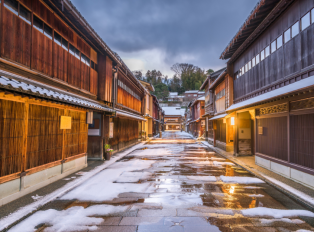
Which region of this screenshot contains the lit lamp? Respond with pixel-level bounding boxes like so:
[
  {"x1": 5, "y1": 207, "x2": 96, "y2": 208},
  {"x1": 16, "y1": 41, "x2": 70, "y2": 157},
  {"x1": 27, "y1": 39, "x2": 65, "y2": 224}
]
[{"x1": 231, "y1": 117, "x2": 235, "y2": 125}]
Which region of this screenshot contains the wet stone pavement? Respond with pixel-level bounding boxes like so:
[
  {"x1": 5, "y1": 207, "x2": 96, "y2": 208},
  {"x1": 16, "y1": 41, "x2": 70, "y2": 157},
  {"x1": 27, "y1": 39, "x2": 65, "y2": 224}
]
[{"x1": 6, "y1": 131, "x2": 314, "y2": 232}]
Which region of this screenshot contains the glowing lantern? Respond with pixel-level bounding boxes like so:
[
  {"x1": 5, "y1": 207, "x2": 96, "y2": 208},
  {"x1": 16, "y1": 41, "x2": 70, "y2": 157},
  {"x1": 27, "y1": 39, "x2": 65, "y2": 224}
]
[{"x1": 231, "y1": 117, "x2": 235, "y2": 125}]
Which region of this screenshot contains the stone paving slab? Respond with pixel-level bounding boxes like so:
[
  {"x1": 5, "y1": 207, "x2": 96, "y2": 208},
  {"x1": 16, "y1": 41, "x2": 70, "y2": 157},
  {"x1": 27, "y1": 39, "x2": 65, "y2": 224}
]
[
  {"x1": 119, "y1": 216, "x2": 164, "y2": 225},
  {"x1": 97, "y1": 217, "x2": 122, "y2": 226},
  {"x1": 137, "y1": 225, "x2": 183, "y2": 232},
  {"x1": 137, "y1": 208, "x2": 177, "y2": 217},
  {"x1": 92, "y1": 225, "x2": 137, "y2": 232}
]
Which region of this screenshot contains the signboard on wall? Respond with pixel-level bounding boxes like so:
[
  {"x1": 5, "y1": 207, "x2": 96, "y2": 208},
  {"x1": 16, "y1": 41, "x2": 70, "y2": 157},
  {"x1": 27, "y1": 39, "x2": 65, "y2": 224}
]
[
  {"x1": 109, "y1": 122, "x2": 114, "y2": 138},
  {"x1": 60, "y1": 116, "x2": 71, "y2": 129}
]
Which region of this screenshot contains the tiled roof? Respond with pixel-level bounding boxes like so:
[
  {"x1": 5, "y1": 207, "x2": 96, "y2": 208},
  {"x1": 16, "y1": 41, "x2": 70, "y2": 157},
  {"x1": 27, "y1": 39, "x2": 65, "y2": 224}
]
[{"x1": 0, "y1": 73, "x2": 114, "y2": 113}]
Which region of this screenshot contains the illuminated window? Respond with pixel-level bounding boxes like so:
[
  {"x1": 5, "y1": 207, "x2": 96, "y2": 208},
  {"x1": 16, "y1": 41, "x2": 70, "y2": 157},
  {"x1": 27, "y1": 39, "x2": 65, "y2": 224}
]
[
  {"x1": 256, "y1": 54, "x2": 260, "y2": 64},
  {"x1": 252, "y1": 57, "x2": 255, "y2": 67}
]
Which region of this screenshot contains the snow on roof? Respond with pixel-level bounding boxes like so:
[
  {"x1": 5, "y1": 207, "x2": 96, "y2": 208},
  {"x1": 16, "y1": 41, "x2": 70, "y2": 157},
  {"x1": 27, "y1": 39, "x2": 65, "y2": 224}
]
[
  {"x1": 180, "y1": 108, "x2": 186, "y2": 116},
  {"x1": 185, "y1": 90, "x2": 199, "y2": 93},
  {"x1": 197, "y1": 96, "x2": 205, "y2": 101},
  {"x1": 163, "y1": 107, "x2": 183, "y2": 116},
  {"x1": 209, "y1": 113, "x2": 228, "y2": 121},
  {"x1": 169, "y1": 92, "x2": 178, "y2": 96},
  {"x1": 227, "y1": 76, "x2": 314, "y2": 111}
]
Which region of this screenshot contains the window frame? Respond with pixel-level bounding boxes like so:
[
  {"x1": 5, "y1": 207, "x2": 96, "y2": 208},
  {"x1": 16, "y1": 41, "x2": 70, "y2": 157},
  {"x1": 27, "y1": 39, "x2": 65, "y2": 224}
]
[
  {"x1": 291, "y1": 20, "x2": 300, "y2": 38},
  {"x1": 301, "y1": 11, "x2": 311, "y2": 31},
  {"x1": 271, "y1": 40, "x2": 276, "y2": 53}
]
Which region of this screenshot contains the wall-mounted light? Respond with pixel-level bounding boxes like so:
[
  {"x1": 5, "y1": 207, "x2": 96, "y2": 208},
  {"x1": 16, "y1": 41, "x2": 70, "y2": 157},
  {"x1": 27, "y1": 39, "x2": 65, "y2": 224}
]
[
  {"x1": 231, "y1": 117, "x2": 235, "y2": 125},
  {"x1": 223, "y1": 119, "x2": 226, "y2": 123}
]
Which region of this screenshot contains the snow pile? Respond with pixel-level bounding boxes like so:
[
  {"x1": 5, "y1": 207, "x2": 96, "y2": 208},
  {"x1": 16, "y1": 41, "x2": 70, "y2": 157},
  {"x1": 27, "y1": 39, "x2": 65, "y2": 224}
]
[
  {"x1": 186, "y1": 176, "x2": 217, "y2": 182},
  {"x1": 259, "y1": 218, "x2": 304, "y2": 225},
  {"x1": 213, "y1": 161, "x2": 235, "y2": 166},
  {"x1": 9, "y1": 205, "x2": 128, "y2": 232},
  {"x1": 31, "y1": 195, "x2": 42, "y2": 201},
  {"x1": 129, "y1": 148, "x2": 170, "y2": 157},
  {"x1": 241, "y1": 207, "x2": 314, "y2": 218},
  {"x1": 115, "y1": 171, "x2": 152, "y2": 183},
  {"x1": 247, "y1": 194, "x2": 264, "y2": 198},
  {"x1": 61, "y1": 159, "x2": 155, "y2": 201},
  {"x1": 220, "y1": 176, "x2": 265, "y2": 184}
]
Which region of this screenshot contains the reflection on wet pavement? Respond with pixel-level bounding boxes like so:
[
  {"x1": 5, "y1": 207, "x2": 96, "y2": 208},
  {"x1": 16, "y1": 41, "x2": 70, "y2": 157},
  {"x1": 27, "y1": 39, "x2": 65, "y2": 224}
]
[{"x1": 10, "y1": 131, "x2": 314, "y2": 232}]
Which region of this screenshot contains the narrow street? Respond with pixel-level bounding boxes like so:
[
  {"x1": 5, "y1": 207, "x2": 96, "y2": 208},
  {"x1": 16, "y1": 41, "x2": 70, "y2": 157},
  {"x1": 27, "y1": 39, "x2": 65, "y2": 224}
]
[{"x1": 5, "y1": 131, "x2": 314, "y2": 232}]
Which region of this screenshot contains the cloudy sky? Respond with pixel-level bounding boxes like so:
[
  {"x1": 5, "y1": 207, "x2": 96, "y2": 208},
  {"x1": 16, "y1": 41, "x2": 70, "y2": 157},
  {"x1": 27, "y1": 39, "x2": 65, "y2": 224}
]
[{"x1": 72, "y1": 0, "x2": 258, "y2": 77}]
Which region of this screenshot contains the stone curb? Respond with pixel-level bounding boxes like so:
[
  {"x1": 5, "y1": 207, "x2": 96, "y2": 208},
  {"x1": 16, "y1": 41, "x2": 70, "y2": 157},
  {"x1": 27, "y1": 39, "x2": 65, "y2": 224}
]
[{"x1": 200, "y1": 141, "x2": 314, "y2": 211}]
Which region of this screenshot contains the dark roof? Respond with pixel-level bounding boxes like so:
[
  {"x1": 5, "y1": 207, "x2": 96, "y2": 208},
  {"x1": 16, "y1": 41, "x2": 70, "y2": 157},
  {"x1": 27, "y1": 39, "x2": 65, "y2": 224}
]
[
  {"x1": 209, "y1": 69, "x2": 227, "y2": 90},
  {"x1": 0, "y1": 70, "x2": 114, "y2": 112},
  {"x1": 220, "y1": 0, "x2": 282, "y2": 60},
  {"x1": 210, "y1": 67, "x2": 226, "y2": 81},
  {"x1": 200, "y1": 76, "x2": 209, "y2": 90}
]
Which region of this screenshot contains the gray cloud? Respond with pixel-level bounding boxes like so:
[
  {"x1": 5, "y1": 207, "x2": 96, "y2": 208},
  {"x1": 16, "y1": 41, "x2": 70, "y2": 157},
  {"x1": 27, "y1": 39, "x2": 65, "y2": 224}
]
[{"x1": 71, "y1": 0, "x2": 258, "y2": 74}]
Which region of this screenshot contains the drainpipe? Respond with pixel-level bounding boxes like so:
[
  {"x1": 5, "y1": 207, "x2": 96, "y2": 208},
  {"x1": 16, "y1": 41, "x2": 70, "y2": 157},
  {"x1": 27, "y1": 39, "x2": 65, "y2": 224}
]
[{"x1": 112, "y1": 66, "x2": 118, "y2": 108}]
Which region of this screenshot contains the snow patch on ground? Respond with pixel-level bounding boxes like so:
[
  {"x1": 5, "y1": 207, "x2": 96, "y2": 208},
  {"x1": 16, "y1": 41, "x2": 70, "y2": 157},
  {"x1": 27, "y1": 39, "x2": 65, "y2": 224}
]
[
  {"x1": 186, "y1": 176, "x2": 217, "y2": 182},
  {"x1": 220, "y1": 176, "x2": 265, "y2": 184},
  {"x1": 241, "y1": 207, "x2": 314, "y2": 218},
  {"x1": 8, "y1": 205, "x2": 128, "y2": 232},
  {"x1": 31, "y1": 195, "x2": 42, "y2": 201},
  {"x1": 247, "y1": 194, "x2": 264, "y2": 198},
  {"x1": 213, "y1": 161, "x2": 235, "y2": 166},
  {"x1": 0, "y1": 142, "x2": 145, "y2": 231},
  {"x1": 61, "y1": 159, "x2": 155, "y2": 201},
  {"x1": 259, "y1": 218, "x2": 304, "y2": 225}
]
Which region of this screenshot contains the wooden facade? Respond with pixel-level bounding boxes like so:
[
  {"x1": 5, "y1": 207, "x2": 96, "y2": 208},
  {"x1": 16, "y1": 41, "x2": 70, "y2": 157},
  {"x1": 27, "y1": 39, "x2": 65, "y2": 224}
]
[{"x1": 217, "y1": 0, "x2": 314, "y2": 187}]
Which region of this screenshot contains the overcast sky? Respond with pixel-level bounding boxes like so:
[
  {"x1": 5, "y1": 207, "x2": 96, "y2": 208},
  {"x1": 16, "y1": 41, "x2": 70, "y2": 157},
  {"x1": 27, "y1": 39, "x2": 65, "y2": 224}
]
[{"x1": 71, "y1": 0, "x2": 258, "y2": 77}]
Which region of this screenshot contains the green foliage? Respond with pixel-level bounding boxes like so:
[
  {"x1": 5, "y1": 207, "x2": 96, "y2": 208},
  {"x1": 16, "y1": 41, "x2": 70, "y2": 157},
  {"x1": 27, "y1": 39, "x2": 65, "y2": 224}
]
[{"x1": 153, "y1": 82, "x2": 169, "y2": 100}]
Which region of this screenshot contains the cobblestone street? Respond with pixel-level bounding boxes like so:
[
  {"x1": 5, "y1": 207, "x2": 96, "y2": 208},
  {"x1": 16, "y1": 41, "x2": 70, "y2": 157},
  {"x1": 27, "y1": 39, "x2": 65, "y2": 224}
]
[{"x1": 3, "y1": 131, "x2": 314, "y2": 232}]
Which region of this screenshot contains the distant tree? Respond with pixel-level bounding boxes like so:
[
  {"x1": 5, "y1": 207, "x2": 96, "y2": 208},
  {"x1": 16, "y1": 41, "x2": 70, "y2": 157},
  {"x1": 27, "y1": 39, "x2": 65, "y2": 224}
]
[
  {"x1": 153, "y1": 83, "x2": 169, "y2": 100},
  {"x1": 206, "y1": 69, "x2": 214, "y2": 75},
  {"x1": 132, "y1": 70, "x2": 143, "y2": 80}
]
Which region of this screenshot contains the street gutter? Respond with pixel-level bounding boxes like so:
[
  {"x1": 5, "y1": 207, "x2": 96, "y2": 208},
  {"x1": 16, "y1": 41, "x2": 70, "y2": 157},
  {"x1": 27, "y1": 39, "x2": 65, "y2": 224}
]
[{"x1": 201, "y1": 141, "x2": 314, "y2": 211}]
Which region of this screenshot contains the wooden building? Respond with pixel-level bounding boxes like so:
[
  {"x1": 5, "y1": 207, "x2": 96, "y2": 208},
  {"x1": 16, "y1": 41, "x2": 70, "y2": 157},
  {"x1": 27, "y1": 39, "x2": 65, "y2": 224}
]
[
  {"x1": 163, "y1": 107, "x2": 184, "y2": 130},
  {"x1": 186, "y1": 96, "x2": 205, "y2": 137},
  {"x1": 220, "y1": 0, "x2": 314, "y2": 189},
  {"x1": 0, "y1": 0, "x2": 146, "y2": 205},
  {"x1": 200, "y1": 68, "x2": 234, "y2": 151}
]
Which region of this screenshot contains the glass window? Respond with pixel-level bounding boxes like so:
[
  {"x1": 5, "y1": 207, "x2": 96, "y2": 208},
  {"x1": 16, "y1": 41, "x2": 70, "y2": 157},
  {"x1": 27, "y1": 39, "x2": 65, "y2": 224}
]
[
  {"x1": 312, "y1": 9, "x2": 314, "y2": 24},
  {"x1": 265, "y1": 46, "x2": 270, "y2": 57},
  {"x1": 292, "y1": 21, "x2": 299, "y2": 38},
  {"x1": 19, "y1": 4, "x2": 31, "y2": 24},
  {"x1": 33, "y1": 15, "x2": 43, "y2": 33},
  {"x1": 301, "y1": 12, "x2": 310, "y2": 31},
  {"x1": 271, "y1": 40, "x2": 276, "y2": 53},
  {"x1": 252, "y1": 57, "x2": 256, "y2": 67},
  {"x1": 44, "y1": 24, "x2": 52, "y2": 39},
  {"x1": 81, "y1": 53, "x2": 90, "y2": 66},
  {"x1": 261, "y1": 50, "x2": 265, "y2": 61},
  {"x1": 62, "y1": 39, "x2": 68, "y2": 51},
  {"x1": 256, "y1": 54, "x2": 260, "y2": 64},
  {"x1": 241, "y1": 66, "x2": 245, "y2": 74},
  {"x1": 4, "y1": 0, "x2": 18, "y2": 15},
  {"x1": 248, "y1": 61, "x2": 251, "y2": 70},
  {"x1": 69, "y1": 44, "x2": 76, "y2": 56},
  {"x1": 75, "y1": 48, "x2": 80, "y2": 59},
  {"x1": 284, "y1": 28, "x2": 291, "y2": 43},
  {"x1": 54, "y1": 32, "x2": 62, "y2": 46},
  {"x1": 245, "y1": 64, "x2": 248, "y2": 72},
  {"x1": 277, "y1": 35, "x2": 282, "y2": 48}
]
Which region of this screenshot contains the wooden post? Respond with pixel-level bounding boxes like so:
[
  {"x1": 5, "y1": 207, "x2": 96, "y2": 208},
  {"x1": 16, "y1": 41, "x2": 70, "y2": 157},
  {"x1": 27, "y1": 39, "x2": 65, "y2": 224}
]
[
  {"x1": 234, "y1": 112, "x2": 238, "y2": 156},
  {"x1": 287, "y1": 101, "x2": 290, "y2": 163},
  {"x1": 22, "y1": 102, "x2": 29, "y2": 172}
]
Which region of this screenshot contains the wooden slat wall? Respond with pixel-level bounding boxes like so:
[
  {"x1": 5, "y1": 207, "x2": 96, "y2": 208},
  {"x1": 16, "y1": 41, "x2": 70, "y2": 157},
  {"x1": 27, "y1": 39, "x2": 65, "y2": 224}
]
[
  {"x1": 233, "y1": 0, "x2": 314, "y2": 101},
  {"x1": 90, "y1": 68, "x2": 98, "y2": 95},
  {"x1": 215, "y1": 120, "x2": 226, "y2": 143},
  {"x1": 64, "y1": 110, "x2": 88, "y2": 158},
  {"x1": 98, "y1": 55, "x2": 112, "y2": 102},
  {"x1": 1, "y1": 0, "x2": 100, "y2": 96},
  {"x1": 52, "y1": 43, "x2": 68, "y2": 82},
  {"x1": 257, "y1": 117, "x2": 288, "y2": 161},
  {"x1": 290, "y1": 114, "x2": 314, "y2": 169},
  {"x1": 110, "y1": 118, "x2": 139, "y2": 152},
  {"x1": 0, "y1": 100, "x2": 24, "y2": 177},
  {"x1": 67, "y1": 54, "x2": 81, "y2": 88},
  {"x1": 1, "y1": 8, "x2": 31, "y2": 67},
  {"x1": 0, "y1": 97, "x2": 88, "y2": 177},
  {"x1": 26, "y1": 104, "x2": 63, "y2": 169}
]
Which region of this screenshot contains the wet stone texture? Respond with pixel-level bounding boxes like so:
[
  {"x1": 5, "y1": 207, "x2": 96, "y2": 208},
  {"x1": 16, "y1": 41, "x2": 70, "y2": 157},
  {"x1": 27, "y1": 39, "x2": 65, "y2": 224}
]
[{"x1": 8, "y1": 131, "x2": 314, "y2": 231}]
